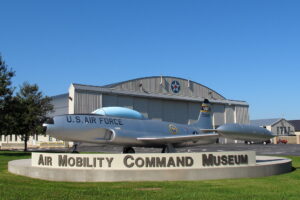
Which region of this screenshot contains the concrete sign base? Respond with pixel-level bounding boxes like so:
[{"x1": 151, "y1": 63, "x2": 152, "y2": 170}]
[{"x1": 8, "y1": 152, "x2": 292, "y2": 182}]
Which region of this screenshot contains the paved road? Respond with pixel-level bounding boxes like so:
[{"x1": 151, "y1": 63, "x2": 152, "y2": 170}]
[{"x1": 39, "y1": 143, "x2": 300, "y2": 156}]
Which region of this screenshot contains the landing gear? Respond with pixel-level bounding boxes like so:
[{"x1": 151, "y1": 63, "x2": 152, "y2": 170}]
[
  {"x1": 161, "y1": 144, "x2": 176, "y2": 153},
  {"x1": 123, "y1": 147, "x2": 135, "y2": 154},
  {"x1": 71, "y1": 142, "x2": 80, "y2": 153}
]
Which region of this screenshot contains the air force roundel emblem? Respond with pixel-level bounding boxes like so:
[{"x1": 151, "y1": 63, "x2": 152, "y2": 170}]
[
  {"x1": 171, "y1": 80, "x2": 180, "y2": 93},
  {"x1": 169, "y1": 124, "x2": 178, "y2": 134}
]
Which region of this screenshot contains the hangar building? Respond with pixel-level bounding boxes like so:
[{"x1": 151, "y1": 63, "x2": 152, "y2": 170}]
[
  {"x1": 52, "y1": 76, "x2": 250, "y2": 127},
  {"x1": 0, "y1": 76, "x2": 250, "y2": 149}
]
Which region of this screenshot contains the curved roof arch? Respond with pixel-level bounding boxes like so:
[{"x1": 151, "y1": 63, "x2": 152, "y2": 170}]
[{"x1": 102, "y1": 76, "x2": 226, "y2": 100}]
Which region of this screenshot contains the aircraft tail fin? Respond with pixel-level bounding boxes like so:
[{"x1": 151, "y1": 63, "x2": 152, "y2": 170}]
[{"x1": 191, "y1": 99, "x2": 213, "y2": 129}]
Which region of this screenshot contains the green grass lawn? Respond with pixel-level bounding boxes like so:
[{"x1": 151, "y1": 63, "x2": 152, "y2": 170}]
[{"x1": 0, "y1": 151, "x2": 299, "y2": 200}]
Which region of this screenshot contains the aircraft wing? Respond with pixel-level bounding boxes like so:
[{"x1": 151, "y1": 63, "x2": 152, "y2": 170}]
[
  {"x1": 137, "y1": 133, "x2": 219, "y2": 143},
  {"x1": 200, "y1": 129, "x2": 218, "y2": 133}
]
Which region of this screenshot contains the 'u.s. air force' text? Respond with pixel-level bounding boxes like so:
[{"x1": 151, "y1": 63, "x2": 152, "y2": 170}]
[{"x1": 66, "y1": 115, "x2": 123, "y2": 126}]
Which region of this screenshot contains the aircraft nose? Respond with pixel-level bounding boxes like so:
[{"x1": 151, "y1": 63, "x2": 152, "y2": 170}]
[
  {"x1": 42, "y1": 117, "x2": 54, "y2": 133},
  {"x1": 42, "y1": 125, "x2": 47, "y2": 132},
  {"x1": 44, "y1": 117, "x2": 54, "y2": 125}
]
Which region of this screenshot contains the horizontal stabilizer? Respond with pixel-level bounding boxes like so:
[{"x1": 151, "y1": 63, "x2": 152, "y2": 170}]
[{"x1": 137, "y1": 133, "x2": 219, "y2": 144}]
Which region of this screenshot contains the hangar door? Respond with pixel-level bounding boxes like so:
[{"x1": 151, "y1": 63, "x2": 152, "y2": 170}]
[
  {"x1": 162, "y1": 100, "x2": 188, "y2": 124},
  {"x1": 212, "y1": 104, "x2": 225, "y2": 128},
  {"x1": 147, "y1": 99, "x2": 163, "y2": 121},
  {"x1": 225, "y1": 106, "x2": 235, "y2": 123},
  {"x1": 74, "y1": 91, "x2": 101, "y2": 113},
  {"x1": 236, "y1": 106, "x2": 249, "y2": 124}
]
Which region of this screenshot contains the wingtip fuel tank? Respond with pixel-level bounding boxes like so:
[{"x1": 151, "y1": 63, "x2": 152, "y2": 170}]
[{"x1": 216, "y1": 123, "x2": 274, "y2": 142}]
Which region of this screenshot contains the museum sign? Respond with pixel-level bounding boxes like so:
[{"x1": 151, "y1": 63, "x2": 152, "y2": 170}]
[{"x1": 32, "y1": 151, "x2": 256, "y2": 170}]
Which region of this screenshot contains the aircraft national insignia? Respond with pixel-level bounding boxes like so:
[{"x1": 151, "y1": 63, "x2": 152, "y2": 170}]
[
  {"x1": 171, "y1": 80, "x2": 180, "y2": 93},
  {"x1": 169, "y1": 124, "x2": 178, "y2": 134}
]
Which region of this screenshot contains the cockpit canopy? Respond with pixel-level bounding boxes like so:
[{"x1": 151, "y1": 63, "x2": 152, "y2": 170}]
[{"x1": 92, "y1": 107, "x2": 146, "y2": 120}]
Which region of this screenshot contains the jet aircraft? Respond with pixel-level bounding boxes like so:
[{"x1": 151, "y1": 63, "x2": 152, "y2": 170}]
[{"x1": 43, "y1": 99, "x2": 274, "y2": 153}]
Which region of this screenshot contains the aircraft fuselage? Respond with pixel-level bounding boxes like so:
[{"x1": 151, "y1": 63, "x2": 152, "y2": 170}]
[{"x1": 46, "y1": 114, "x2": 218, "y2": 148}]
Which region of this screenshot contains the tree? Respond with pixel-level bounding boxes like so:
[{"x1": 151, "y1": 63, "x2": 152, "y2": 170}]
[
  {"x1": 14, "y1": 82, "x2": 53, "y2": 151},
  {"x1": 0, "y1": 55, "x2": 15, "y2": 136}
]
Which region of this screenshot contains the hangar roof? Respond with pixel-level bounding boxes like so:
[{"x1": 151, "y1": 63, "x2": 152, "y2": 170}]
[
  {"x1": 251, "y1": 118, "x2": 284, "y2": 127},
  {"x1": 102, "y1": 76, "x2": 226, "y2": 100},
  {"x1": 288, "y1": 120, "x2": 300, "y2": 131},
  {"x1": 69, "y1": 76, "x2": 248, "y2": 106}
]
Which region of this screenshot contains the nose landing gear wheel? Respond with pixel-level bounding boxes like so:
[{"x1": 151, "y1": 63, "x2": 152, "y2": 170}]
[
  {"x1": 161, "y1": 144, "x2": 176, "y2": 153},
  {"x1": 71, "y1": 142, "x2": 80, "y2": 153},
  {"x1": 123, "y1": 147, "x2": 135, "y2": 154}
]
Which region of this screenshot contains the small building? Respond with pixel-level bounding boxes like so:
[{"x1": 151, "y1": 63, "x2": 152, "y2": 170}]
[
  {"x1": 0, "y1": 133, "x2": 65, "y2": 150},
  {"x1": 0, "y1": 94, "x2": 69, "y2": 149},
  {"x1": 288, "y1": 120, "x2": 300, "y2": 135},
  {"x1": 250, "y1": 118, "x2": 295, "y2": 136}
]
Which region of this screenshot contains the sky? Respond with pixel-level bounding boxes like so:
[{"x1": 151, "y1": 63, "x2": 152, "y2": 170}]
[{"x1": 0, "y1": 0, "x2": 299, "y2": 120}]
